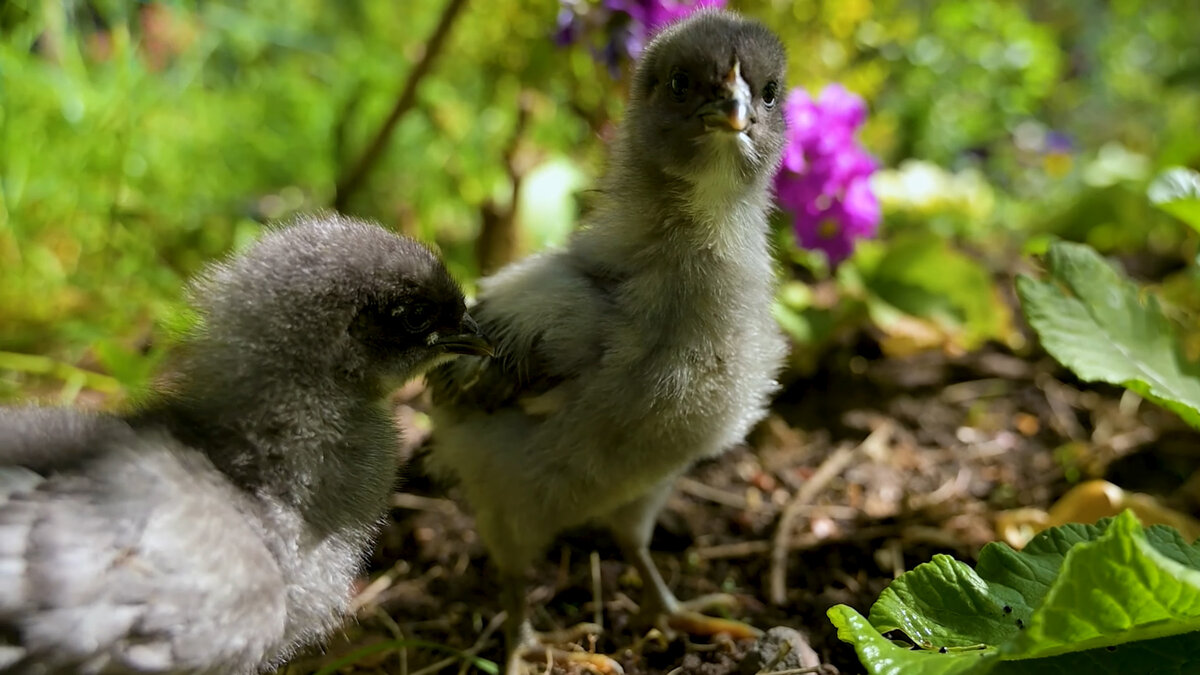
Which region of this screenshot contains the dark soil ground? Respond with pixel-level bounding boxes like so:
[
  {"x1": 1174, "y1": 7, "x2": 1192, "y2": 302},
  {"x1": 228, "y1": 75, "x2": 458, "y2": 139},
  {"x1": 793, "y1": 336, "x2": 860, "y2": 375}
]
[{"x1": 280, "y1": 333, "x2": 1200, "y2": 675}]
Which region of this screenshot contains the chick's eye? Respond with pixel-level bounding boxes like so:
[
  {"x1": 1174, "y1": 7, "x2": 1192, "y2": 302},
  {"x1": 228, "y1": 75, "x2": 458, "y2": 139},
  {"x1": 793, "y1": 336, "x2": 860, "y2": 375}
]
[
  {"x1": 669, "y1": 71, "x2": 689, "y2": 99},
  {"x1": 763, "y1": 81, "x2": 779, "y2": 108},
  {"x1": 396, "y1": 303, "x2": 433, "y2": 333}
]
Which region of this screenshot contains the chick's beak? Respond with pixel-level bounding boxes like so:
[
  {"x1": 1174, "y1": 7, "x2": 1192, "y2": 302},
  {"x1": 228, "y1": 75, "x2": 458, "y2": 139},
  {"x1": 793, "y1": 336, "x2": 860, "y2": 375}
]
[
  {"x1": 699, "y1": 60, "x2": 752, "y2": 132},
  {"x1": 435, "y1": 312, "x2": 494, "y2": 357}
]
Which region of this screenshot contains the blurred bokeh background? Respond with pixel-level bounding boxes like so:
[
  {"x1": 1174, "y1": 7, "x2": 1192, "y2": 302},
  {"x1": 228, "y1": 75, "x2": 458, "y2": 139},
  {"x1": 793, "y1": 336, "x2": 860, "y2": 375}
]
[{"x1": 1, "y1": 0, "x2": 1198, "y2": 404}]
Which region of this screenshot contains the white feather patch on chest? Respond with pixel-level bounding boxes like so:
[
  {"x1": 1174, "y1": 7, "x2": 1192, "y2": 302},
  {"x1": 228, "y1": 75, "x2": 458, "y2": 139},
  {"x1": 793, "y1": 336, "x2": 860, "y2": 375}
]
[{"x1": 680, "y1": 134, "x2": 766, "y2": 258}]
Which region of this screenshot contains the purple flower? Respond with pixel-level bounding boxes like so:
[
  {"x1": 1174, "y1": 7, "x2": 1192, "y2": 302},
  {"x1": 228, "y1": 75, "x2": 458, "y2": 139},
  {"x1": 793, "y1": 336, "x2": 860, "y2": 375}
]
[
  {"x1": 555, "y1": 6, "x2": 582, "y2": 46},
  {"x1": 608, "y1": 0, "x2": 725, "y2": 33},
  {"x1": 555, "y1": 0, "x2": 725, "y2": 62},
  {"x1": 775, "y1": 85, "x2": 880, "y2": 266},
  {"x1": 1044, "y1": 130, "x2": 1074, "y2": 154}
]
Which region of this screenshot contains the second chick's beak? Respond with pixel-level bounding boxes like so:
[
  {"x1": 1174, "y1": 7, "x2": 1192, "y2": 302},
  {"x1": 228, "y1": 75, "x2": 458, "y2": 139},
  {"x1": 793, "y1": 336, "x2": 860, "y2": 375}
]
[
  {"x1": 435, "y1": 312, "x2": 494, "y2": 357},
  {"x1": 699, "y1": 60, "x2": 752, "y2": 132}
]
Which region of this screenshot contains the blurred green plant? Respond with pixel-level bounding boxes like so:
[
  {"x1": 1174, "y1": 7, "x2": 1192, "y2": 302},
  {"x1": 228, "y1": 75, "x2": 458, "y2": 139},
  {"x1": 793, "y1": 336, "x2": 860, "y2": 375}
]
[
  {"x1": 774, "y1": 230, "x2": 1015, "y2": 372},
  {"x1": 1, "y1": 0, "x2": 595, "y2": 401}
]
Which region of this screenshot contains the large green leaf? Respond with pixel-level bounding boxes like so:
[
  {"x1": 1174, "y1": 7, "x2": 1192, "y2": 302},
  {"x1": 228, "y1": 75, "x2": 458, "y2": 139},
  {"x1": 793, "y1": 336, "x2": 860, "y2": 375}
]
[
  {"x1": 1149, "y1": 167, "x2": 1200, "y2": 232},
  {"x1": 1016, "y1": 241, "x2": 1200, "y2": 429},
  {"x1": 829, "y1": 512, "x2": 1200, "y2": 674}
]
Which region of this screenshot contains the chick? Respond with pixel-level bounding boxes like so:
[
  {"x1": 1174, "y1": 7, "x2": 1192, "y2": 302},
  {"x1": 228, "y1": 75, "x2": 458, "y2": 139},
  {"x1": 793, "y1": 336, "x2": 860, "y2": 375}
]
[
  {"x1": 428, "y1": 11, "x2": 787, "y2": 673},
  {"x1": 0, "y1": 214, "x2": 491, "y2": 674}
]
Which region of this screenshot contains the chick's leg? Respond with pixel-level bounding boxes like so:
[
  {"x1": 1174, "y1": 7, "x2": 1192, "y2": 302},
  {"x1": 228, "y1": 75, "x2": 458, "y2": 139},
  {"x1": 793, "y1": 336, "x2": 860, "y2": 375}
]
[
  {"x1": 605, "y1": 480, "x2": 762, "y2": 641},
  {"x1": 500, "y1": 570, "x2": 624, "y2": 675},
  {"x1": 476, "y1": 498, "x2": 621, "y2": 674}
]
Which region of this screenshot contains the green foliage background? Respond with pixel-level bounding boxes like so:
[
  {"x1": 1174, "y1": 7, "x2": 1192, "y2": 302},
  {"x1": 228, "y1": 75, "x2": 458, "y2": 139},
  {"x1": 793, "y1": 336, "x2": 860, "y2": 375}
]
[{"x1": 2, "y1": 0, "x2": 1199, "y2": 403}]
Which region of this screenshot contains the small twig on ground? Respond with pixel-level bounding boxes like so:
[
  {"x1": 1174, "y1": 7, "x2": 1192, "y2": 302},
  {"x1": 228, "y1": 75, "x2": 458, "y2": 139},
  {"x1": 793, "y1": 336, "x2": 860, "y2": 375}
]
[
  {"x1": 831, "y1": 568, "x2": 862, "y2": 594},
  {"x1": 1037, "y1": 374, "x2": 1086, "y2": 440},
  {"x1": 906, "y1": 467, "x2": 969, "y2": 510},
  {"x1": 351, "y1": 560, "x2": 410, "y2": 613},
  {"x1": 899, "y1": 525, "x2": 974, "y2": 550},
  {"x1": 768, "y1": 424, "x2": 892, "y2": 605},
  {"x1": 333, "y1": 0, "x2": 469, "y2": 211},
  {"x1": 940, "y1": 377, "x2": 1010, "y2": 404},
  {"x1": 372, "y1": 607, "x2": 409, "y2": 675},
  {"x1": 406, "y1": 653, "x2": 457, "y2": 675},
  {"x1": 357, "y1": 565, "x2": 445, "y2": 614},
  {"x1": 695, "y1": 524, "x2": 907, "y2": 561},
  {"x1": 1118, "y1": 389, "x2": 1142, "y2": 419},
  {"x1": 883, "y1": 538, "x2": 904, "y2": 579},
  {"x1": 676, "y1": 476, "x2": 762, "y2": 511},
  {"x1": 391, "y1": 492, "x2": 461, "y2": 515},
  {"x1": 1106, "y1": 426, "x2": 1156, "y2": 453},
  {"x1": 694, "y1": 540, "x2": 770, "y2": 559}
]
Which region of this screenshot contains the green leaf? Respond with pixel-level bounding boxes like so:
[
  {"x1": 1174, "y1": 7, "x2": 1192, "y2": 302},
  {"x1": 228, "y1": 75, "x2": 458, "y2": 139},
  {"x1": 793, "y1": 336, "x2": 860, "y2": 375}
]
[
  {"x1": 829, "y1": 606, "x2": 1002, "y2": 675},
  {"x1": 1145, "y1": 523, "x2": 1200, "y2": 569},
  {"x1": 1149, "y1": 167, "x2": 1200, "y2": 232},
  {"x1": 830, "y1": 512, "x2": 1200, "y2": 674},
  {"x1": 1016, "y1": 241, "x2": 1200, "y2": 429},
  {"x1": 1004, "y1": 513, "x2": 1200, "y2": 659},
  {"x1": 868, "y1": 553, "x2": 1028, "y2": 649}
]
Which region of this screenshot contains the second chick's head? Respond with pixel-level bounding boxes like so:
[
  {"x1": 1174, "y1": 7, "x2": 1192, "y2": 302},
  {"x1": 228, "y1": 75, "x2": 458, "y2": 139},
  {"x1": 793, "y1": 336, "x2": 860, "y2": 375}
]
[
  {"x1": 190, "y1": 213, "x2": 491, "y2": 391},
  {"x1": 627, "y1": 10, "x2": 787, "y2": 186}
]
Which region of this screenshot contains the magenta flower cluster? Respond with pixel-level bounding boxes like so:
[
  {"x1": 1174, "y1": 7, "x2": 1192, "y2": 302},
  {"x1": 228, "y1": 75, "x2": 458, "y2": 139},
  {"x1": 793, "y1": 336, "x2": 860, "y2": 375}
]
[
  {"x1": 774, "y1": 85, "x2": 880, "y2": 266},
  {"x1": 556, "y1": 0, "x2": 725, "y2": 65}
]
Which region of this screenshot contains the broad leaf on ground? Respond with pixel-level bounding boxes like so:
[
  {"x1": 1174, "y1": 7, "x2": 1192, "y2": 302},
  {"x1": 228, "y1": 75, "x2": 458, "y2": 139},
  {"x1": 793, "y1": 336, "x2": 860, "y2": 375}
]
[
  {"x1": 829, "y1": 512, "x2": 1200, "y2": 674},
  {"x1": 1016, "y1": 240, "x2": 1200, "y2": 429}
]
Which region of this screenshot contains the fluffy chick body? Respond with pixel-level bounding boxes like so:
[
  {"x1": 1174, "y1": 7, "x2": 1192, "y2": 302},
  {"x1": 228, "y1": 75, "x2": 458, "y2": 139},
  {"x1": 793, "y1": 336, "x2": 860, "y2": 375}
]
[
  {"x1": 430, "y1": 9, "x2": 787, "y2": 580},
  {"x1": 0, "y1": 215, "x2": 484, "y2": 674}
]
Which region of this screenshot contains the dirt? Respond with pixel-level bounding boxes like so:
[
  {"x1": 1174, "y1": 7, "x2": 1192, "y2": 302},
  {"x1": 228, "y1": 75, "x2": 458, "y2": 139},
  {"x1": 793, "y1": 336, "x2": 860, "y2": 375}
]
[{"x1": 280, "y1": 335, "x2": 1199, "y2": 675}]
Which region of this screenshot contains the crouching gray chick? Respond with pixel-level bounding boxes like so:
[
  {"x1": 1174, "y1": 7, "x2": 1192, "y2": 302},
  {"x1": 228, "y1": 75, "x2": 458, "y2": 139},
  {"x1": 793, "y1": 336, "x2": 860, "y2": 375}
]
[{"x1": 0, "y1": 214, "x2": 491, "y2": 674}]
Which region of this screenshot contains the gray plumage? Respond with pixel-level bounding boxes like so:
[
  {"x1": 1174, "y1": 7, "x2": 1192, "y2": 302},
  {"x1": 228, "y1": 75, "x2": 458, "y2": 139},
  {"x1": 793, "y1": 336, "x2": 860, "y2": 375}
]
[
  {"x1": 0, "y1": 214, "x2": 489, "y2": 674},
  {"x1": 428, "y1": 10, "x2": 787, "y2": 669}
]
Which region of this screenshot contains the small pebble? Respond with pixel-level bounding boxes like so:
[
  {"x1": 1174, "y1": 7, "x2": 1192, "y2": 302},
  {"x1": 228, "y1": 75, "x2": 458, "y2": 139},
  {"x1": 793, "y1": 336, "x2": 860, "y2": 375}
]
[{"x1": 739, "y1": 626, "x2": 821, "y2": 674}]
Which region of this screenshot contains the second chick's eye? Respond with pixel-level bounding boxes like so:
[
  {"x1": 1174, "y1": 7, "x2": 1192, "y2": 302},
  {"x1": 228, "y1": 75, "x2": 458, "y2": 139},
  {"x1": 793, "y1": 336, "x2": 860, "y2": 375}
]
[
  {"x1": 669, "y1": 71, "x2": 689, "y2": 99},
  {"x1": 763, "y1": 81, "x2": 779, "y2": 108}
]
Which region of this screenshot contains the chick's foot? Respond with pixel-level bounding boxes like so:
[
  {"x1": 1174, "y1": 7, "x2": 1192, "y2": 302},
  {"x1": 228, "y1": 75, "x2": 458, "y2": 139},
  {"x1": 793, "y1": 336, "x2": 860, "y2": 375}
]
[
  {"x1": 507, "y1": 623, "x2": 624, "y2": 675},
  {"x1": 660, "y1": 594, "x2": 762, "y2": 641},
  {"x1": 618, "y1": 539, "x2": 762, "y2": 642}
]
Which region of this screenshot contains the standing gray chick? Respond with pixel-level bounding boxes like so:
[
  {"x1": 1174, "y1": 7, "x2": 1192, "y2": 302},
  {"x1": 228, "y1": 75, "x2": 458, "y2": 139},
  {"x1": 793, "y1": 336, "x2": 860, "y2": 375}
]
[
  {"x1": 0, "y1": 214, "x2": 491, "y2": 674},
  {"x1": 428, "y1": 10, "x2": 787, "y2": 673}
]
